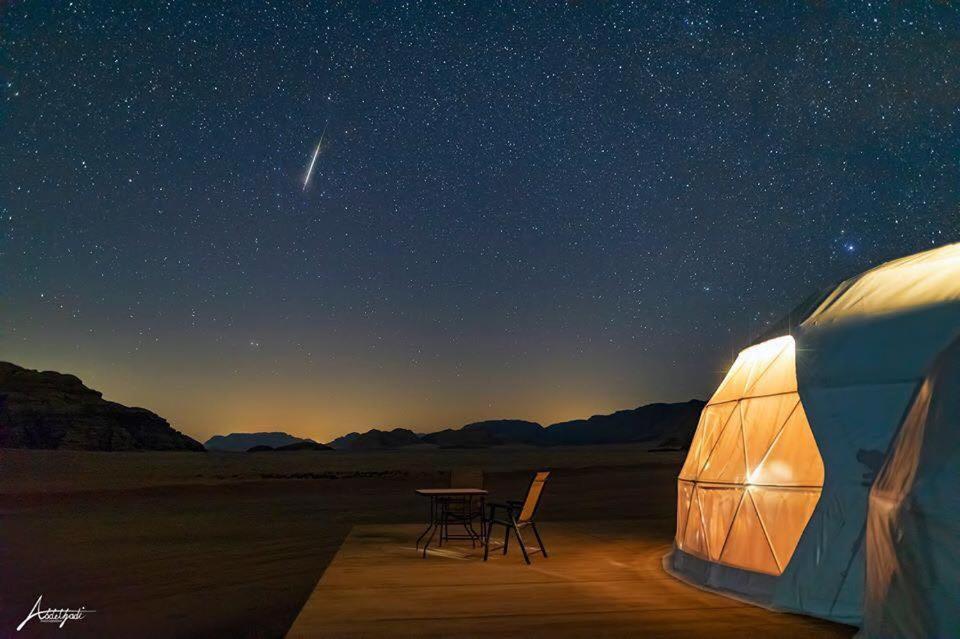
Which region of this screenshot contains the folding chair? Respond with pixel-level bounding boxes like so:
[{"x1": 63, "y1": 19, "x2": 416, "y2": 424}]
[{"x1": 483, "y1": 470, "x2": 550, "y2": 564}]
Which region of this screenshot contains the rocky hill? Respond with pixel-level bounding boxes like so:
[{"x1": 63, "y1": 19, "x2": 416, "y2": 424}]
[
  {"x1": 205, "y1": 431, "x2": 314, "y2": 452},
  {"x1": 337, "y1": 427, "x2": 423, "y2": 451},
  {"x1": 422, "y1": 420, "x2": 545, "y2": 448},
  {"x1": 420, "y1": 426, "x2": 500, "y2": 448},
  {"x1": 0, "y1": 361, "x2": 203, "y2": 451},
  {"x1": 326, "y1": 431, "x2": 361, "y2": 449},
  {"x1": 325, "y1": 401, "x2": 706, "y2": 451},
  {"x1": 543, "y1": 400, "x2": 705, "y2": 447},
  {"x1": 327, "y1": 427, "x2": 428, "y2": 450}
]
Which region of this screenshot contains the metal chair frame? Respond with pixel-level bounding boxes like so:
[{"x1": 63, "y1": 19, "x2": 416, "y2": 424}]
[{"x1": 483, "y1": 470, "x2": 550, "y2": 564}]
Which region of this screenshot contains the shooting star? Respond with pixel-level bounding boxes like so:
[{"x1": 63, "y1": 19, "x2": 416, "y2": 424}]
[{"x1": 302, "y1": 118, "x2": 329, "y2": 191}]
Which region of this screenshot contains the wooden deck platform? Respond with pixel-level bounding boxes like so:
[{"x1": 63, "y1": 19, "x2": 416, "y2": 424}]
[{"x1": 286, "y1": 520, "x2": 855, "y2": 638}]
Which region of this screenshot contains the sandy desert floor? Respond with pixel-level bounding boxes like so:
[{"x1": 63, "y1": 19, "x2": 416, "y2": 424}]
[{"x1": 0, "y1": 446, "x2": 856, "y2": 638}]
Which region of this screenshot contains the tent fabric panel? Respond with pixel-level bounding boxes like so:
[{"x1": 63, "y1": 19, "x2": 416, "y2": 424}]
[
  {"x1": 751, "y1": 487, "x2": 821, "y2": 571},
  {"x1": 742, "y1": 339, "x2": 787, "y2": 395},
  {"x1": 677, "y1": 417, "x2": 703, "y2": 481},
  {"x1": 699, "y1": 486, "x2": 745, "y2": 562},
  {"x1": 719, "y1": 488, "x2": 780, "y2": 575},
  {"x1": 675, "y1": 480, "x2": 694, "y2": 549},
  {"x1": 798, "y1": 301, "x2": 960, "y2": 391},
  {"x1": 746, "y1": 341, "x2": 798, "y2": 397},
  {"x1": 749, "y1": 402, "x2": 824, "y2": 487},
  {"x1": 710, "y1": 336, "x2": 795, "y2": 404},
  {"x1": 740, "y1": 394, "x2": 799, "y2": 474},
  {"x1": 694, "y1": 401, "x2": 738, "y2": 476},
  {"x1": 795, "y1": 382, "x2": 918, "y2": 478},
  {"x1": 865, "y1": 498, "x2": 952, "y2": 639},
  {"x1": 862, "y1": 337, "x2": 960, "y2": 638},
  {"x1": 804, "y1": 243, "x2": 960, "y2": 326},
  {"x1": 698, "y1": 406, "x2": 747, "y2": 484},
  {"x1": 679, "y1": 401, "x2": 737, "y2": 481},
  {"x1": 868, "y1": 379, "x2": 931, "y2": 505},
  {"x1": 682, "y1": 485, "x2": 709, "y2": 558},
  {"x1": 709, "y1": 352, "x2": 752, "y2": 404},
  {"x1": 749, "y1": 283, "x2": 836, "y2": 346},
  {"x1": 772, "y1": 375, "x2": 921, "y2": 623},
  {"x1": 667, "y1": 547, "x2": 780, "y2": 606}
]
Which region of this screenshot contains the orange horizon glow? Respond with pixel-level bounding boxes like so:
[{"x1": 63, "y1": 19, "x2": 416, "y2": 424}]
[{"x1": 3, "y1": 338, "x2": 707, "y2": 444}]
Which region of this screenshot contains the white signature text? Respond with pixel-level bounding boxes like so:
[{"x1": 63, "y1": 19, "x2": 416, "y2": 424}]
[{"x1": 16, "y1": 595, "x2": 95, "y2": 631}]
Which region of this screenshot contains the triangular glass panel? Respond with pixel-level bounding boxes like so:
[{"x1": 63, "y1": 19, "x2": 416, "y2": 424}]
[
  {"x1": 719, "y1": 488, "x2": 780, "y2": 575},
  {"x1": 698, "y1": 486, "x2": 745, "y2": 562},
  {"x1": 676, "y1": 480, "x2": 695, "y2": 548},
  {"x1": 741, "y1": 394, "x2": 800, "y2": 475},
  {"x1": 751, "y1": 487, "x2": 821, "y2": 571},
  {"x1": 742, "y1": 340, "x2": 788, "y2": 396},
  {"x1": 699, "y1": 405, "x2": 747, "y2": 484},
  {"x1": 682, "y1": 485, "x2": 708, "y2": 558},
  {"x1": 750, "y1": 402, "x2": 824, "y2": 487},
  {"x1": 747, "y1": 339, "x2": 798, "y2": 397},
  {"x1": 682, "y1": 401, "x2": 737, "y2": 479}
]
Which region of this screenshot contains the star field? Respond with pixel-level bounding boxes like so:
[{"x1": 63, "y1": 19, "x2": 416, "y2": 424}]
[{"x1": 1, "y1": 2, "x2": 958, "y2": 441}]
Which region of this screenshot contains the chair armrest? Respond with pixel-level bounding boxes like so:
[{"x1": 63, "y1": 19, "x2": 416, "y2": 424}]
[{"x1": 486, "y1": 501, "x2": 516, "y2": 516}]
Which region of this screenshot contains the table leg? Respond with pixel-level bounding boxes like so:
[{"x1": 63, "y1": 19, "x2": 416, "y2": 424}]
[
  {"x1": 422, "y1": 496, "x2": 445, "y2": 558},
  {"x1": 421, "y1": 521, "x2": 439, "y2": 558},
  {"x1": 439, "y1": 497, "x2": 450, "y2": 547},
  {"x1": 415, "y1": 521, "x2": 434, "y2": 550},
  {"x1": 415, "y1": 495, "x2": 436, "y2": 550}
]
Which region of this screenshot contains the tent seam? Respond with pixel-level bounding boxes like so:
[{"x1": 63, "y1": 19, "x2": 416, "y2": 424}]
[
  {"x1": 749, "y1": 488, "x2": 783, "y2": 574},
  {"x1": 715, "y1": 488, "x2": 746, "y2": 563}
]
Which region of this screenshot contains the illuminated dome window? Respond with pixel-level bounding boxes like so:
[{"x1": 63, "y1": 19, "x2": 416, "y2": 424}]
[{"x1": 676, "y1": 335, "x2": 824, "y2": 576}]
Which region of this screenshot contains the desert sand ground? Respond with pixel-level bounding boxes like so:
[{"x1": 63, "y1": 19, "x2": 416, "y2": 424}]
[{"x1": 0, "y1": 446, "x2": 856, "y2": 638}]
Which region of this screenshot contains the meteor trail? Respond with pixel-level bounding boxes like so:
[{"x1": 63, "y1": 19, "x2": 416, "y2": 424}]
[{"x1": 302, "y1": 119, "x2": 329, "y2": 191}]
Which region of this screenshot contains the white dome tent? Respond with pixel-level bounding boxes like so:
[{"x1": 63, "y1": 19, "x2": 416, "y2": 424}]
[{"x1": 666, "y1": 242, "x2": 960, "y2": 630}]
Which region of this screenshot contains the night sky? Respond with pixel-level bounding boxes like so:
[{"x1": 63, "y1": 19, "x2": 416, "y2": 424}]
[{"x1": 2, "y1": 2, "x2": 958, "y2": 443}]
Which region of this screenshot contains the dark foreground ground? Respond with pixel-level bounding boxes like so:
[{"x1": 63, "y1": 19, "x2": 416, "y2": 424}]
[{"x1": 0, "y1": 447, "x2": 856, "y2": 638}]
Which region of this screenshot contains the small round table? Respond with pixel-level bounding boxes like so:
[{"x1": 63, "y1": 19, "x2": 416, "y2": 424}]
[{"x1": 415, "y1": 488, "x2": 488, "y2": 557}]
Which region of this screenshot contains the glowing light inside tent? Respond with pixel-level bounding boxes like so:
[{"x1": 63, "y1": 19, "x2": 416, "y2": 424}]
[{"x1": 676, "y1": 335, "x2": 824, "y2": 576}]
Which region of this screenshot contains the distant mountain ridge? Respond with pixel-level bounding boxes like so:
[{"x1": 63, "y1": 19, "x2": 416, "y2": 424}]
[
  {"x1": 0, "y1": 361, "x2": 203, "y2": 451},
  {"x1": 544, "y1": 401, "x2": 705, "y2": 447},
  {"x1": 246, "y1": 441, "x2": 333, "y2": 452},
  {"x1": 2, "y1": 358, "x2": 705, "y2": 454},
  {"x1": 326, "y1": 431, "x2": 361, "y2": 449},
  {"x1": 328, "y1": 428, "x2": 423, "y2": 451},
  {"x1": 205, "y1": 432, "x2": 314, "y2": 452},
  {"x1": 325, "y1": 400, "x2": 706, "y2": 451},
  {"x1": 421, "y1": 420, "x2": 546, "y2": 448}
]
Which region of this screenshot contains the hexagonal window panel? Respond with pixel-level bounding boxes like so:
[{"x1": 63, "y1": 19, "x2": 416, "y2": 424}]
[{"x1": 676, "y1": 336, "x2": 824, "y2": 575}]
